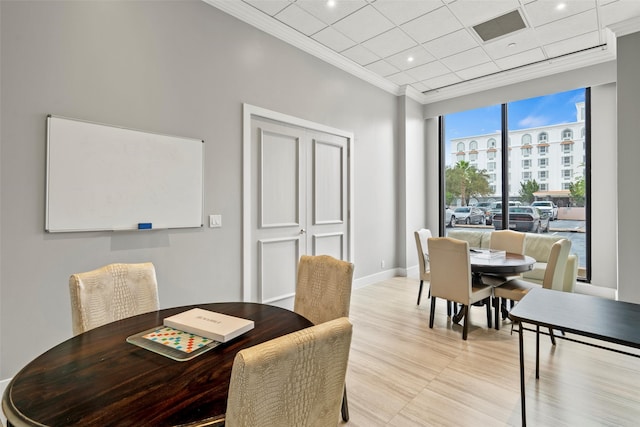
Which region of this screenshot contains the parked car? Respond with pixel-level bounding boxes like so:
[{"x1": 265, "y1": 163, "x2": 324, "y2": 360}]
[
  {"x1": 476, "y1": 206, "x2": 493, "y2": 225},
  {"x1": 452, "y1": 206, "x2": 486, "y2": 225},
  {"x1": 492, "y1": 206, "x2": 549, "y2": 233},
  {"x1": 445, "y1": 207, "x2": 455, "y2": 227},
  {"x1": 531, "y1": 200, "x2": 559, "y2": 221},
  {"x1": 489, "y1": 200, "x2": 522, "y2": 218}
]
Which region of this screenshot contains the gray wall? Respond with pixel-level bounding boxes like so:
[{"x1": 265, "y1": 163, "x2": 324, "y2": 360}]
[
  {"x1": 617, "y1": 31, "x2": 640, "y2": 303},
  {"x1": 0, "y1": 0, "x2": 404, "y2": 378},
  {"x1": 399, "y1": 95, "x2": 427, "y2": 272}
]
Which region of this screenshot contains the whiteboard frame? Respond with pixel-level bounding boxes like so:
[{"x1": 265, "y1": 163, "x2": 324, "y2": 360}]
[{"x1": 45, "y1": 115, "x2": 204, "y2": 233}]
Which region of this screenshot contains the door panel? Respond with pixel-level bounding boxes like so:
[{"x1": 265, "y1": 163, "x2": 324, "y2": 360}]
[
  {"x1": 312, "y1": 233, "x2": 344, "y2": 259},
  {"x1": 308, "y1": 133, "x2": 348, "y2": 258},
  {"x1": 313, "y1": 138, "x2": 344, "y2": 224},
  {"x1": 260, "y1": 130, "x2": 299, "y2": 227},
  {"x1": 251, "y1": 118, "x2": 305, "y2": 305},
  {"x1": 258, "y1": 237, "x2": 299, "y2": 303},
  {"x1": 249, "y1": 116, "x2": 349, "y2": 306}
]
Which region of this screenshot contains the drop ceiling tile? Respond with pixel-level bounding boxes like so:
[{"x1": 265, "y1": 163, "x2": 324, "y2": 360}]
[
  {"x1": 440, "y1": 47, "x2": 491, "y2": 71},
  {"x1": 533, "y1": 9, "x2": 598, "y2": 45},
  {"x1": 455, "y1": 61, "x2": 501, "y2": 80},
  {"x1": 494, "y1": 47, "x2": 546, "y2": 69},
  {"x1": 410, "y1": 80, "x2": 430, "y2": 92},
  {"x1": 524, "y1": 0, "x2": 596, "y2": 28},
  {"x1": 421, "y1": 72, "x2": 463, "y2": 90},
  {"x1": 401, "y1": 6, "x2": 463, "y2": 43},
  {"x1": 405, "y1": 60, "x2": 451, "y2": 81},
  {"x1": 365, "y1": 59, "x2": 401, "y2": 77},
  {"x1": 312, "y1": 26, "x2": 357, "y2": 52},
  {"x1": 544, "y1": 30, "x2": 601, "y2": 58},
  {"x1": 386, "y1": 71, "x2": 416, "y2": 86},
  {"x1": 218, "y1": 0, "x2": 640, "y2": 101},
  {"x1": 600, "y1": 0, "x2": 640, "y2": 26},
  {"x1": 296, "y1": 0, "x2": 367, "y2": 25},
  {"x1": 422, "y1": 29, "x2": 479, "y2": 59},
  {"x1": 275, "y1": 3, "x2": 327, "y2": 36},
  {"x1": 482, "y1": 28, "x2": 542, "y2": 59},
  {"x1": 447, "y1": 0, "x2": 520, "y2": 27},
  {"x1": 243, "y1": 0, "x2": 291, "y2": 16},
  {"x1": 372, "y1": 0, "x2": 443, "y2": 25},
  {"x1": 385, "y1": 46, "x2": 436, "y2": 70},
  {"x1": 332, "y1": 5, "x2": 395, "y2": 43},
  {"x1": 341, "y1": 44, "x2": 380, "y2": 66},
  {"x1": 361, "y1": 28, "x2": 418, "y2": 58}
]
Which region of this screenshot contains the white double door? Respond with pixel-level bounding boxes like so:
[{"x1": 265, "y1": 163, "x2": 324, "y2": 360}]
[{"x1": 248, "y1": 115, "x2": 350, "y2": 306}]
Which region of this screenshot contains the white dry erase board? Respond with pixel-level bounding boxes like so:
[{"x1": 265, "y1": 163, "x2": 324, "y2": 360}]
[{"x1": 45, "y1": 115, "x2": 204, "y2": 232}]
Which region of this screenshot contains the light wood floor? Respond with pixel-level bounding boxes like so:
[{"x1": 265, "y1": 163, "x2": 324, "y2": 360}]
[{"x1": 343, "y1": 277, "x2": 640, "y2": 426}]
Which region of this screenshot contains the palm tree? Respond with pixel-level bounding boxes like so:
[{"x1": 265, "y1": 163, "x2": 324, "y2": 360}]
[{"x1": 446, "y1": 160, "x2": 490, "y2": 206}]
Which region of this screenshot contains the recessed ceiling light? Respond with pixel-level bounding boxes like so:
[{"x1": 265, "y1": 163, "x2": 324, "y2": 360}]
[
  {"x1": 407, "y1": 56, "x2": 414, "y2": 63},
  {"x1": 327, "y1": 0, "x2": 336, "y2": 8},
  {"x1": 556, "y1": 3, "x2": 566, "y2": 11}
]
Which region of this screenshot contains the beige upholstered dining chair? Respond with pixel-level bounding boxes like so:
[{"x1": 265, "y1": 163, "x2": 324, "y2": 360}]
[
  {"x1": 488, "y1": 229, "x2": 527, "y2": 301},
  {"x1": 225, "y1": 317, "x2": 353, "y2": 427},
  {"x1": 414, "y1": 228, "x2": 432, "y2": 305},
  {"x1": 69, "y1": 262, "x2": 160, "y2": 336},
  {"x1": 490, "y1": 229, "x2": 525, "y2": 254},
  {"x1": 294, "y1": 254, "x2": 354, "y2": 421},
  {"x1": 427, "y1": 237, "x2": 493, "y2": 340},
  {"x1": 493, "y1": 239, "x2": 571, "y2": 337}
]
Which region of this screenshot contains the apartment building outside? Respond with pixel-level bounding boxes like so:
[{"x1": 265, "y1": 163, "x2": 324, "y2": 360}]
[{"x1": 449, "y1": 102, "x2": 586, "y2": 208}]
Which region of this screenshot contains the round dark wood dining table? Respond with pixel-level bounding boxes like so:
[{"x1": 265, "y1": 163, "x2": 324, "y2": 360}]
[
  {"x1": 2, "y1": 302, "x2": 313, "y2": 427},
  {"x1": 470, "y1": 250, "x2": 535, "y2": 276}
]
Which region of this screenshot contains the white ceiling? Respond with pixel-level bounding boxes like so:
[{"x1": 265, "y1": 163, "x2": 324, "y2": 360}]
[{"x1": 205, "y1": 0, "x2": 640, "y2": 103}]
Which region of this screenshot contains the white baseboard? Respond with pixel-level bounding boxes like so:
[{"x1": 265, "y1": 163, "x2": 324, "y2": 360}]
[
  {"x1": 353, "y1": 266, "x2": 421, "y2": 290},
  {"x1": 353, "y1": 268, "x2": 403, "y2": 289}
]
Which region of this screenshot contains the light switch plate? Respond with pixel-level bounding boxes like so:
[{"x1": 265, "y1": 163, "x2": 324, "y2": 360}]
[{"x1": 209, "y1": 214, "x2": 222, "y2": 228}]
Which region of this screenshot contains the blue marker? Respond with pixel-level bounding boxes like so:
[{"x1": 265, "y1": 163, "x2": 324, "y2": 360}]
[{"x1": 138, "y1": 223, "x2": 152, "y2": 230}]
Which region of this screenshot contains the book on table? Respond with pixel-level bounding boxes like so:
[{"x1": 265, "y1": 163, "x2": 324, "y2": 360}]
[{"x1": 164, "y1": 308, "x2": 255, "y2": 343}]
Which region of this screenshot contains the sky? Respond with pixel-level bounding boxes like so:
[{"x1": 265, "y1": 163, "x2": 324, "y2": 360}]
[{"x1": 443, "y1": 88, "x2": 586, "y2": 164}]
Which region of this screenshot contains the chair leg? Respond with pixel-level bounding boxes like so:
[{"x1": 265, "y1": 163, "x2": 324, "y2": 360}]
[
  {"x1": 462, "y1": 305, "x2": 469, "y2": 340},
  {"x1": 417, "y1": 280, "x2": 424, "y2": 305},
  {"x1": 494, "y1": 297, "x2": 500, "y2": 330},
  {"x1": 341, "y1": 386, "x2": 349, "y2": 421},
  {"x1": 429, "y1": 297, "x2": 436, "y2": 328},
  {"x1": 501, "y1": 298, "x2": 509, "y2": 320},
  {"x1": 447, "y1": 300, "x2": 451, "y2": 317},
  {"x1": 485, "y1": 297, "x2": 492, "y2": 329}
]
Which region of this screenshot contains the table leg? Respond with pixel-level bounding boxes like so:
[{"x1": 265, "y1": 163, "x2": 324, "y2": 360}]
[
  {"x1": 536, "y1": 325, "x2": 540, "y2": 379},
  {"x1": 518, "y1": 322, "x2": 527, "y2": 426}
]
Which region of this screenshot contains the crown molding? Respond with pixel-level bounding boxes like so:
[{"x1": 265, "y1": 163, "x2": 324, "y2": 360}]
[
  {"x1": 203, "y1": 0, "x2": 400, "y2": 96},
  {"x1": 399, "y1": 85, "x2": 428, "y2": 104},
  {"x1": 607, "y1": 16, "x2": 640, "y2": 37}
]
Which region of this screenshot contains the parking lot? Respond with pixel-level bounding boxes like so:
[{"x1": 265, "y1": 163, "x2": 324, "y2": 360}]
[{"x1": 446, "y1": 219, "x2": 587, "y2": 267}]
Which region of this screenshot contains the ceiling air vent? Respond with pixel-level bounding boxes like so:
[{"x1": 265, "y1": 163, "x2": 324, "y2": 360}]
[{"x1": 473, "y1": 9, "x2": 527, "y2": 42}]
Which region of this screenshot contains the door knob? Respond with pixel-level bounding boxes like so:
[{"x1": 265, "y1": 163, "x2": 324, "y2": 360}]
[{"x1": 299, "y1": 229, "x2": 306, "y2": 234}]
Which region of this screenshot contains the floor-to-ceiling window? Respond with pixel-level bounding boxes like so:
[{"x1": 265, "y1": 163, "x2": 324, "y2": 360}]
[{"x1": 441, "y1": 88, "x2": 589, "y2": 281}]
